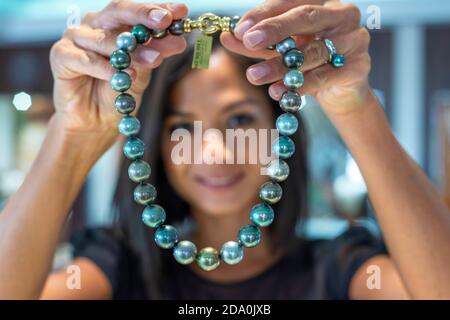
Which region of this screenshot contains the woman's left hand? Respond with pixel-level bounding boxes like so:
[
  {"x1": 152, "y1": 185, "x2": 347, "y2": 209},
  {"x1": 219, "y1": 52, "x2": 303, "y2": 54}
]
[{"x1": 220, "y1": 0, "x2": 374, "y2": 117}]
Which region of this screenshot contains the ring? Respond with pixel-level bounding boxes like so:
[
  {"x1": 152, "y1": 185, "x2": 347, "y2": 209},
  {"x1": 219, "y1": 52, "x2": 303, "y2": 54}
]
[{"x1": 322, "y1": 38, "x2": 345, "y2": 68}]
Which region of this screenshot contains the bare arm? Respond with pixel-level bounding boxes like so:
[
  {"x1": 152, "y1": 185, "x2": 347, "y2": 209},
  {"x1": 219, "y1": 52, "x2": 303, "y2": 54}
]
[
  {"x1": 0, "y1": 115, "x2": 112, "y2": 299},
  {"x1": 0, "y1": 1, "x2": 188, "y2": 299},
  {"x1": 223, "y1": 0, "x2": 450, "y2": 299},
  {"x1": 334, "y1": 93, "x2": 450, "y2": 299}
]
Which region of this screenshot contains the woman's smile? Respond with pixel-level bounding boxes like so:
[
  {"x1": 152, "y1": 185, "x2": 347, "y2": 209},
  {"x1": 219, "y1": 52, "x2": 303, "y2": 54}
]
[{"x1": 194, "y1": 171, "x2": 245, "y2": 190}]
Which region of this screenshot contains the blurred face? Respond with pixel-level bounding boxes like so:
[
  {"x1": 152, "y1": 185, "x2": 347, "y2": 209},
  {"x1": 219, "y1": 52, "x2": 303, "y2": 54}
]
[{"x1": 161, "y1": 48, "x2": 275, "y2": 217}]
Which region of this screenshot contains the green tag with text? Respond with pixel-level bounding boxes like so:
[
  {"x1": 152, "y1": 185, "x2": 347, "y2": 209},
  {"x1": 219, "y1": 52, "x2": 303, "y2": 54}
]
[{"x1": 192, "y1": 34, "x2": 213, "y2": 69}]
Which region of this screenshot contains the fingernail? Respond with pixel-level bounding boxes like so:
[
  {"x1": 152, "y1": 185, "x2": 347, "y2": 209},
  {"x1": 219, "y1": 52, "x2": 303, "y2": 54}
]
[
  {"x1": 149, "y1": 9, "x2": 168, "y2": 23},
  {"x1": 235, "y1": 20, "x2": 254, "y2": 38},
  {"x1": 247, "y1": 65, "x2": 269, "y2": 82},
  {"x1": 125, "y1": 68, "x2": 137, "y2": 81},
  {"x1": 244, "y1": 30, "x2": 266, "y2": 48},
  {"x1": 141, "y1": 49, "x2": 160, "y2": 64},
  {"x1": 269, "y1": 86, "x2": 282, "y2": 100}
]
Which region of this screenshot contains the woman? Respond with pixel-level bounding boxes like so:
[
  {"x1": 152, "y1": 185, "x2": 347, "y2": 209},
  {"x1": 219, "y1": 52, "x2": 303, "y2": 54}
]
[{"x1": 0, "y1": 0, "x2": 449, "y2": 300}]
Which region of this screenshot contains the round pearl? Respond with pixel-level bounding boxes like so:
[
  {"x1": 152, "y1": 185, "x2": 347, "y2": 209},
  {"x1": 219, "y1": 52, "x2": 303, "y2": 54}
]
[
  {"x1": 118, "y1": 115, "x2": 140, "y2": 137},
  {"x1": 169, "y1": 20, "x2": 185, "y2": 35},
  {"x1": 220, "y1": 241, "x2": 243, "y2": 265},
  {"x1": 131, "y1": 24, "x2": 151, "y2": 43},
  {"x1": 276, "y1": 37, "x2": 296, "y2": 54},
  {"x1": 238, "y1": 224, "x2": 261, "y2": 247},
  {"x1": 229, "y1": 16, "x2": 241, "y2": 33},
  {"x1": 151, "y1": 29, "x2": 167, "y2": 39},
  {"x1": 267, "y1": 159, "x2": 290, "y2": 182},
  {"x1": 110, "y1": 71, "x2": 131, "y2": 92},
  {"x1": 154, "y1": 225, "x2": 179, "y2": 249},
  {"x1": 259, "y1": 181, "x2": 283, "y2": 204},
  {"x1": 283, "y1": 69, "x2": 304, "y2": 90},
  {"x1": 123, "y1": 137, "x2": 145, "y2": 160},
  {"x1": 173, "y1": 241, "x2": 197, "y2": 265},
  {"x1": 272, "y1": 136, "x2": 295, "y2": 159},
  {"x1": 332, "y1": 54, "x2": 345, "y2": 68},
  {"x1": 283, "y1": 49, "x2": 305, "y2": 69},
  {"x1": 128, "y1": 159, "x2": 151, "y2": 182},
  {"x1": 276, "y1": 113, "x2": 299, "y2": 136},
  {"x1": 133, "y1": 183, "x2": 157, "y2": 205},
  {"x1": 114, "y1": 93, "x2": 136, "y2": 114},
  {"x1": 142, "y1": 204, "x2": 165, "y2": 228},
  {"x1": 116, "y1": 32, "x2": 137, "y2": 52},
  {"x1": 280, "y1": 91, "x2": 304, "y2": 113},
  {"x1": 110, "y1": 49, "x2": 130, "y2": 70},
  {"x1": 197, "y1": 247, "x2": 220, "y2": 271},
  {"x1": 250, "y1": 203, "x2": 275, "y2": 227}
]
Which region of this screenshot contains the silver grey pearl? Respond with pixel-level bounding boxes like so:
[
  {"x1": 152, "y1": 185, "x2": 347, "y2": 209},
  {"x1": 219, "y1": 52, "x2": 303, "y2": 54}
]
[
  {"x1": 280, "y1": 91, "x2": 304, "y2": 113},
  {"x1": 169, "y1": 20, "x2": 185, "y2": 35},
  {"x1": 229, "y1": 16, "x2": 241, "y2": 33},
  {"x1": 116, "y1": 32, "x2": 137, "y2": 52},
  {"x1": 283, "y1": 69, "x2": 304, "y2": 90},
  {"x1": 152, "y1": 29, "x2": 167, "y2": 39},
  {"x1": 267, "y1": 159, "x2": 290, "y2": 182},
  {"x1": 276, "y1": 37, "x2": 296, "y2": 54}
]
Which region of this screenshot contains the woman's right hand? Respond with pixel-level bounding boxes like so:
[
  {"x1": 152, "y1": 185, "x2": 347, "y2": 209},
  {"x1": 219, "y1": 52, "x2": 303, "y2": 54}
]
[{"x1": 50, "y1": 1, "x2": 188, "y2": 150}]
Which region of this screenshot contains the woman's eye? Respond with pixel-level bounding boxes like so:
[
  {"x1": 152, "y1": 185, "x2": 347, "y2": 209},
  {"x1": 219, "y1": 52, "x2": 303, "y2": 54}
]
[
  {"x1": 168, "y1": 122, "x2": 194, "y2": 134},
  {"x1": 227, "y1": 114, "x2": 256, "y2": 128}
]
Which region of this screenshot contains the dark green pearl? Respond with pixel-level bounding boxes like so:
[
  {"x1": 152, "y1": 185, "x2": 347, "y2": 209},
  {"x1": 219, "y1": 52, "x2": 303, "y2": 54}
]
[
  {"x1": 283, "y1": 69, "x2": 304, "y2": 90},
  {"x1": 114, "y1": 93, "x2": 136, "y2": 114},
  {"x1": 116, "y1": 32, "x2": 137, "y2": 52},
  {"x1": 169, "y1": 20, "x2": 185, "y2": 35},
  {"x1": 259, "y1": 181, "x2": 283, "y2": 204},
  {"x1": 173, "y1": 241, "x2": 197, "y2": 265},
  {"x1": 280, "y1": 91, "x2": 303, "y2": 113},
  {"x1": 118, "y1": 115, "x2": 140, "y2": 137},
  {"x1": 133, "y1": 183, "x2": 157, "y2": 205},
  {"x1": 272, "y1": 136, "x2": 295, "y2": 159},
  {"x1": 142, "y1": 204, "x2": 165, "y2": 228},
  {"x1": 128, "y1": 159, "x2": 151, "y2": 182},
  {"x1": 197, "y1": 247, "x2": 220, "y2": 271},
  {"x1": 220, "y1": 241, "x2": 243, "y2": 265},
  {"x1": 110, "y1": 49, "x2": 130, "y2": 70},
  {"x1": 283, "y1": 49, "x2": 305, "y2": 69},
  {"x1": 267, "y1": 159, "x2": 290, "y2": 182},
  {"x1": 276, "y1": 113, "x2": 299, "y2": 136},
  {"x1": 154, "y1": 225, "x2": 179, "y2": 249},
  {"x1": 238, "y1": 224, "x2": 261, "y2": 247},
  {"x1": 151, "y1": 29, "x2": 167, "y2": 39},
  {"x1": 229, "y1": 16, "x2": 240, "y2": 33},
  {"x1": 131, "y1": 24, "x2": 151, "y2": 43},
  {"x1": 332, "y1": 54, "x2": 345, "y2": 68},
  {"x1": 123, "y1": 137, "x2": 145, "y2": 160},
  {"x1": 276, "y1": 37, "x2": 296, "y2": 54},
  {"x1": 110, "y1": 71, "x2": 131, "y2": 92},
  {"x1": 250, "y1": 203, "x2": 275, "y2": 227}
]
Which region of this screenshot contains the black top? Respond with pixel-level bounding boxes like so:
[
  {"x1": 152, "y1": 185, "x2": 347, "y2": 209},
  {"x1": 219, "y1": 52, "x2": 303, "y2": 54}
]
[{"x1": 70, "y1": 225, "x2": 386, "y2": 300}]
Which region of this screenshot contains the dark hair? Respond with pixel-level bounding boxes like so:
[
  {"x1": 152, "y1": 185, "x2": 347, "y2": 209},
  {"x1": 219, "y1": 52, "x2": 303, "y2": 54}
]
[{"x1": 112, "y1": 32, "x2": 309, "y2": 299}]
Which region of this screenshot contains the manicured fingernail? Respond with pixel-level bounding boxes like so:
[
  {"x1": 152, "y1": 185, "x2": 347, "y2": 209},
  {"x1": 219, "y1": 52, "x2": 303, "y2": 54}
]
[
  {"x1": 234, "y1": 20, "x2": 254, "y2": 38},
  {"x1": 149, "y1": 9, "x2": 168, "y2": 23},
  {"x1": 247, "y1": 65, "x2": 269, "y2": 82},
  {"x1": 269, "y1": 86, "x2": 282, "y2": 99},
  {"x1": 244, "y1": 30, "x2": 266, "y2": 48},
  {"x1": 141, "y1": 49, "x2": 160, "y2": 64}
]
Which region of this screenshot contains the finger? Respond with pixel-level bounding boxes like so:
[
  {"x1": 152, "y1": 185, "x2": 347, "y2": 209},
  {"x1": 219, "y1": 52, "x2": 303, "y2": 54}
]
[
  {"x1": 220, "y1": 32, "x2": 277, "y2": 60},
  {"x1": 233, "y1": 0, "x2": 328, "y2": 40},
  {"x1": 245, "y1": 28, "x2": 370, "y2": 86},
  {"x1": 50, "y1": 39, "x2": 136, "y2": 82},
  {"x1": 267, "y1": 53, "x2": 371, "y2": 100},
  {"x1": 83, "y1": 1, "x2": 188, "y2": 30},
  {"x1": 242, "y1": 3, "x2": 361, "y2": 50},
  {"x1": 64, "y1": 25, "x2": 186, "y2": 67}
]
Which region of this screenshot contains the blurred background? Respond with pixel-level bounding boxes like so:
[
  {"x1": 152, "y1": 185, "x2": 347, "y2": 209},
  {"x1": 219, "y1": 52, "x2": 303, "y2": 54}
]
[{"x1": 1, "y1": 0, "x2": 450, "y2": 255}]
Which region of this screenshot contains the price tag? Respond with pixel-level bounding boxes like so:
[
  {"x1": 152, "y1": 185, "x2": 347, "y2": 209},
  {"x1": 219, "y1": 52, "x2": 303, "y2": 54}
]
[{"x1": 192, "y1": 34, "x2": 213, "y2": 69}]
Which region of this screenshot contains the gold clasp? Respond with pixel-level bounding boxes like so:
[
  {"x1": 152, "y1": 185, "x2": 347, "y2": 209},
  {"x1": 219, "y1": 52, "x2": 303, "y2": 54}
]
[{"x1": 184, "y1": 13, "x2": 231, "y2": 35}]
